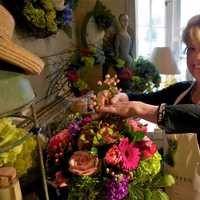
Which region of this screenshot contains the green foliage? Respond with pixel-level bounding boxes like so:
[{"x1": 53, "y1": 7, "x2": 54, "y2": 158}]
[
  {"x1": 151, "y1": 173, "x2": 175, "y2": 188},
  {"x1": 120, "y1": 124, "x2": 145, "y2": 142},
  {"x1": 23, "y1": 0, "x2": 57, "y2": 33},
  {"x1": 131, "y1": 56, "x2": 161, "y2": 93},
  {"x1": 125, "y1": 183, "x2": 170, "y2": 200},
  {"x1": 67, "y1": 176, "x2": 104, "y2": 200},
  {"x1": 126, "y1": 183, "x2": 145, "y2": 200},
  {"x1": 151, "y1": 190, "x2": 169, "y2": 200}
]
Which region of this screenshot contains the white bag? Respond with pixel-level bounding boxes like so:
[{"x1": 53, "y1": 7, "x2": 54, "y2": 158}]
[{"x1": 164, "y1": 133, "x2": 200, "y2": 200}]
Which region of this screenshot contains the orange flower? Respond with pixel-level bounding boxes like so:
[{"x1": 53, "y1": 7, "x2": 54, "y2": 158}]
[{"x1": 105, "y1": 145, "x2": 122, "y2": 165}]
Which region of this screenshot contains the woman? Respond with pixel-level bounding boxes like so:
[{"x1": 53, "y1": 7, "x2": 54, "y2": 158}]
[{"x1": 94, "y1": 15, "x2": 200, "y2": 200}]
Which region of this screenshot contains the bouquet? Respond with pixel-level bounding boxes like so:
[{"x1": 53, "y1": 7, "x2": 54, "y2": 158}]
[{"x1": 46, "y1": 75, "x2": 174, "y2": 200}]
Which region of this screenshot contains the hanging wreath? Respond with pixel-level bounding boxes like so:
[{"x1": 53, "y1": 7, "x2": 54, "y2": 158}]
[
  {"x1": 2, "y1": 0, "x2": 79, "y2": 38},
  {"x1": 46, "y1": 47, "x2": 106, "y2": 98},
  {"x1": 80, "y1": 0, "x2": 115, "y2": 48}
]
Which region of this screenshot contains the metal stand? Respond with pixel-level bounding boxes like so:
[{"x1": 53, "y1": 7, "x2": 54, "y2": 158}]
[{"x1": 31, "y1": 105, "x2": 50, "y2": 200}]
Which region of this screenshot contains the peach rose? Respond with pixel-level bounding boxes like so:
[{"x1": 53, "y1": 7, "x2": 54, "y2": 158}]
[
  {"x1": 69, "y1": 151, "x2": 99, "y2": 176},
  {"x1": 100, "y1": 126, "x2": 119, "y2": 144}
]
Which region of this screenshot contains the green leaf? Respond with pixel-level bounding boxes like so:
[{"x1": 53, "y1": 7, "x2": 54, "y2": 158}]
[
  {"x1": 133, "y1": 132, "x2": 145, "y2": 141},
  {"x1": 96, "y1": 132, "x2": 102, "y2": 140},
  {"x1": 93, "y1": 136, "x2": 98, "y2": 145},
  {"x1": 90, "y1": 147, "x2": 98, "y2": 155},
  {"x1": 152, "y1": 173, "x2": 175, "y2": 188},
  {"x1": 128, "y1": 183, "x2": 145, "y2": 200},
  {"x1": 151, "y1": 190, "x2": 169, "y2": 200},
  {"x1": 144, "y1": 188, "x2": 152, "y2": 200}
]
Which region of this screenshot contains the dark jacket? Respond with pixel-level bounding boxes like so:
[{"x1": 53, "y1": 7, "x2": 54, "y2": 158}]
[{"x1": 128, "y1": 81, "x2": 200, "y2": 145}]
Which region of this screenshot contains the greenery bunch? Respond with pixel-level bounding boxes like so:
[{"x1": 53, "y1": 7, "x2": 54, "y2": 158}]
[{"x1": 131, "y1": 56, "x2": 161, "y2": 93}]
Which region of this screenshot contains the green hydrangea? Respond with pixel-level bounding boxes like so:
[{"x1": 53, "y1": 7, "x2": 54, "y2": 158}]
[
  {"x1": 23, "y1": 3, "x2": 46, "y2": 29},
  {"x1": 22, "y1": 0, "x2": 57, "y2": 33},
  {"x1": 0, "y1": 118, "x2": 36, "y2": 177},
  {"x1": 134, "y1": 151, "x2": 162, "y2": 183},
  {"x1": 41, "y1": 0, "x2": 57, "y2": 32}
]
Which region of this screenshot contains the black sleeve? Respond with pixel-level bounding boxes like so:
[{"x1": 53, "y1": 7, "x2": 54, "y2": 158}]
[
  {"x1": 127, "y1": 81, "x2": 192, "y2": 105},
  {"x1": 163, "y1": 104, "x2": 200, "y2": 133}
]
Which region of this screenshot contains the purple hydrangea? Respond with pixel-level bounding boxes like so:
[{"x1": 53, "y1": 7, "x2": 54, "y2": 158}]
[{"x1": 105, "y1": 176, "x2": 128, "y2": 200}]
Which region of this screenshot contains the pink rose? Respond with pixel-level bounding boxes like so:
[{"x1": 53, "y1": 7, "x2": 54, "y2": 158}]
[
  {"x1": 69, "y1": 151, "x2": 99, "y2": 176},
  {"x1": 105, "y1": 145, "x2": 122, "y2": 166},
  {"x1": 48, "y1": 129, "x2": 70, "y2": 155},
  {"x1": 137, "y1": 136, "x2": 157, "y2": 159},
  {"x1": 127, "y1": 119, "x2": 147, "y2": 133}
]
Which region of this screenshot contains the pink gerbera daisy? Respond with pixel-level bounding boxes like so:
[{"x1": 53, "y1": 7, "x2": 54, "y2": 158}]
[{"x1": 118, "y1": 137, "x2": 141, "y2": 171}]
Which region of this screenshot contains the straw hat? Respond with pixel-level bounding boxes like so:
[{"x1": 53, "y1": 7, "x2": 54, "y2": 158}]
[{"x1": 0, "y1": 5, "x2": 44, "y2": 75}]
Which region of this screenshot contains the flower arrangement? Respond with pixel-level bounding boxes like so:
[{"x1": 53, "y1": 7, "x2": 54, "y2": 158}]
[
  {"x1": 2, "y1": 0, "x2": 79, "y2": 38},
  {"x1": 109, "y1": 56, "x2": 161, "y2": 93},
  {"x1": 46, "y1": 75, "x2": 174, "y2": 200},
  {"x1": 66, "y1": 47, "x2": 105, "y2": 96},
  {"x1": 46, "y1": 46, "x2": 106, "y2": 98}
]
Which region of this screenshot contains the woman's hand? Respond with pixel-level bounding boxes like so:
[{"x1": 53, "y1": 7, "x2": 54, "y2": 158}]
[
  {"x1": 98, "y1": 101, "x2": 136, "y2": 118},
  {"x1": 90, "y1": 90, "x2": 129, "y2": 110},
  {"x1": 89, "y1": 90, "x2": 129, "y2": 119},
  {"x1": 93, "y1": 98, "x2": 158, "y2": 123}
]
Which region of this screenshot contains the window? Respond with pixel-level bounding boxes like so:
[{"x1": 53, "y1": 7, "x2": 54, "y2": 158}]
[
  {"x1": 136, "y1": 0, "x2": 200, "y2": 80},
  {"x1": 136, "y1": 0, "x2": 166, "y2": 58}
]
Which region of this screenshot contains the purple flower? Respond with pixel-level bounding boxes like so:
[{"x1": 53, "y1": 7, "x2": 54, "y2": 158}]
[
  {"x1": 105, "y1": 176, "x2": 128, "y2": 200},
  {"x1": 64, "y1": 0, "x2": 72, "y2": 25},
  {"x1": 68, "y1": 120, "x2": 81, "y2": 139},
  {"x1": 80, "y1": 116, "x2": 92, "y2": 126}
]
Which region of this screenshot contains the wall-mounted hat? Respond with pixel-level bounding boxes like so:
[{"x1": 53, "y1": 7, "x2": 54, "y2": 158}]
[{"x1": 0, "y1": 5, "x2": 44, "y2": 75}]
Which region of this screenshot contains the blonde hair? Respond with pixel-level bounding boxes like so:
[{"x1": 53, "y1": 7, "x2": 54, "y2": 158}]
[{"x1": 182, "y1": 15, "x2": 200, "y2": 46}]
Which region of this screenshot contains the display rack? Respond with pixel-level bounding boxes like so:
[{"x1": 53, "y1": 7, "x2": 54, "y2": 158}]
[{"x1": 0, "y1": 96, "x2": 71, "y2": 200}]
